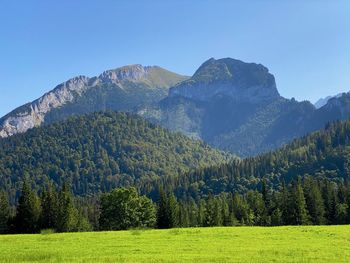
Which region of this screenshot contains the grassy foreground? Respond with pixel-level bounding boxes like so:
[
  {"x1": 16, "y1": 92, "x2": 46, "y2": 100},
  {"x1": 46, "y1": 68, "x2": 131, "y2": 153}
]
[{"x1": 0, "y1": 226, "x2": 349, "y2": 262}]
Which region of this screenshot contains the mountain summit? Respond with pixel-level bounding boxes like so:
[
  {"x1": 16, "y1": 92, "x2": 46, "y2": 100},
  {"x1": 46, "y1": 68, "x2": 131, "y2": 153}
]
[
  {"x1": 169, "y1": 58, "x2": 279, "y2": 103},
  {"x1": 0, "y1": 65, "x2": 188, "y2": 137},
  {"x1": 141, "y1": 58, "x2": 350, "y2": 156}
]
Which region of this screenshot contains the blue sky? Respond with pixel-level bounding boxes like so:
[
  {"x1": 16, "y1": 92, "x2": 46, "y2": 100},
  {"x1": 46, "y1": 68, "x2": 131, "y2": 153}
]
[{"x1": 0, "y1": 0, "x2": 349, "y2": 116}]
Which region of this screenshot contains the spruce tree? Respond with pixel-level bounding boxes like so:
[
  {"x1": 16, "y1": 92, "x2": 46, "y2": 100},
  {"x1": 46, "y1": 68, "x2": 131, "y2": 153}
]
[
  {"x1": 168, "y1": 193, "x2": 179, "y2": 228},
  {"x1": 156, "y1": 191, "x2": 179, "y2": 229},
  {"x1": 0, "y1": 191, "x2": 10, "y2": 233},
  {"x1": 290, "y1": 178, "x2": 310, "y2": 225},
  {"x1": 303, "y1": 178, "x2": 325, "y2": 225},
  {"x1": 40, "y1": 183, "x2": 59, "y2": 230},
  {"x1": 57, "y1": 184, "x2": 79, "y2": 232},
  {"x1": 157, "y1": 190, "x2": 170, "y2": 229},
  {"x1": 14, "y1": 179, "x2": 41, "y2": 233}
]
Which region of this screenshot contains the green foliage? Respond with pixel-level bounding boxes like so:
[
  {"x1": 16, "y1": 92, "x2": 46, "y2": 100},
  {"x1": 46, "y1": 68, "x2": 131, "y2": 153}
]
[
  {"x1": 99, "y1": 187, "x2": 156, "y2": 230},
  {"x1": 156, "y1": 190, "x2": 179, "y2": 229},
  {"x1": 0, "y1": 111, "x2": 228, "y2": 201},
  {"x1": 14, "y1": 179, "x2": 41, "y2": 233},
  {"x1": 171, "y1": 120, "x2": 350, "y2": 197},
  {"x1": 288, "y1": 178, "x2": 310, "y2": 225},
  {"x1": 10, "y1": 180, "x2": 90, "y2": 234},
  {"x1": 0, "y1": 191, "x2": 10, "y2": 233}
]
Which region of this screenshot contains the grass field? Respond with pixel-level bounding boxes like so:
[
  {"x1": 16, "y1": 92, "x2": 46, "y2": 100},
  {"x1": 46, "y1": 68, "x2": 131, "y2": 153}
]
[{"x1": 0, "y1": 226, "x2": 349, "y2": 262}]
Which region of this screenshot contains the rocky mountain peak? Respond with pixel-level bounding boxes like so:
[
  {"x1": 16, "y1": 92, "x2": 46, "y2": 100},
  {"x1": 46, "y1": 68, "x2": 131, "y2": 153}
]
[
  {"x1": 169, "y1": 57, "x2": 280, "y2": 103},
  {"x1": 0, "y1": 64, "x2": 187, "y2": 138},
  {"x1": 98, "y1": 64, "x2": 149, "y2": 83}
]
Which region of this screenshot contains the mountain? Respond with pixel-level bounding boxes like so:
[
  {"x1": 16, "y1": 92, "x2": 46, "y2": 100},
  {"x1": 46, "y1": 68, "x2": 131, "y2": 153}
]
[
  {"x1": 314, "y1": 93, "x2": 343, "y2": 109},
  {"x1": 141, "y1": 58, "x2": 350, "y2": 157},
  {"x1": 169, "y1": 119, "x2": 350, "y2": 198},
  {"x1": 0, "y1": 111, "x2": 229, "y2": 201},
  {"x1": 0, "y1": 65, "x2": 188, "y2": 138},
  {"x1": 2, "y1": 57, "x2": 350, "y2": 157},
  {"x1": 140, "y1": 58, "x2": 317, "y2": 156}
]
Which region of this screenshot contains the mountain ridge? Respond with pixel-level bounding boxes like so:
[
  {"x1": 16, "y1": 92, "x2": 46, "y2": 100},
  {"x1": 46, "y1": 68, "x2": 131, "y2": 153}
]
[
  {"x1": 2, "y1": 57, "x2": 350, "y2": 157},
  {"x1": 0, "y1": 65, "x2": 188, "y2": 138}
]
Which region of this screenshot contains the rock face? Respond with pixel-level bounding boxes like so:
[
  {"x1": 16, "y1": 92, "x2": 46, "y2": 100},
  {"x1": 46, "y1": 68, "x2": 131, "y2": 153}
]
[
  {"x1": 0, "y1": 65, "x2": 188, "y2": 137},
  {"x1": 141, "y1": 58, "x2": 350, "y2": 156},
  {"x1": 169, "y1": 58, "x2": 279, "y2": 103},
  {"x1": 314, "y1": 93, "x2": 343, "y2": 109}
]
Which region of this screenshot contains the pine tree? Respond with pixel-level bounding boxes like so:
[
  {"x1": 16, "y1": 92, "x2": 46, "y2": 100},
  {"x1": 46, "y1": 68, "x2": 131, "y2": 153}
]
[
  {"x1": 0, "y1": 191, "x2": 10, "y2": 233},
  {"x1": 290, "y1": 178, "x2": 310, "y2": 225},
  {"x1": 157, "y1": 189, "x2": 170, "y2": 229},
  {"x1": 14, "y1": 179, "x2": 41, "y2": 233},
  {"x1": 156, "y1": 191, "x2": 179, "y2": 229},
  {"x1": 40, "y1": 183, "x2": 59, "y2": 230},
  {"x1": 168, "y1": 193, "x2": 179, "y2": 228},
  {"x1": 303, "y1": 177, "x2": 325, "y2": 225},
  {"x1": 279, "y1": 181, "x2": 290, "y2": 225},
  {"x1": 56, "y1": 184, "x2": 79, "y2": 232},
  {"x1": 322, "y1": 181, "x2": 337, "y2": 224}
]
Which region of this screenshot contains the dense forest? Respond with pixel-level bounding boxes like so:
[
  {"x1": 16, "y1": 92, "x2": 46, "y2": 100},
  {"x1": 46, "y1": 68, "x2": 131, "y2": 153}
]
[
  {"x1": 0, "y1": 111, "x2": 228, "y2": 204},
  {"x1": 158, "y1": 120, "x2": 350, "y2": 200},
  {"x1": 1, "y1": 176, "x2": 350, "y2": 234},
  {"x1": 1, "y1": 111, "x2": 350, "y2": 234}
]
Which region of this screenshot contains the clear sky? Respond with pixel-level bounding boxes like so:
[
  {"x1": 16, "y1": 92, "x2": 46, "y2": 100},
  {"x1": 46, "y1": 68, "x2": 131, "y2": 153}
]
[{"x1": 0, "y1": 0, "x2": 349, "y2": 117}]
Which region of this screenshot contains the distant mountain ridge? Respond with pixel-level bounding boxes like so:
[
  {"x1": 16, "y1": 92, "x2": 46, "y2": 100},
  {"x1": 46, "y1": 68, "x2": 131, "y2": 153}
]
[
  {"x1": 1, "y1": 57, "x2": 350, "y2": 157},
  {"x1": 140, "y1": 58, "x2": 350, "y2": 156},
  {"x1": 314, "y1": 93, "x2": 343, "y2": 109},
  {"x1": 0, "y1": 65, "x2": 188, "y2": 137}
]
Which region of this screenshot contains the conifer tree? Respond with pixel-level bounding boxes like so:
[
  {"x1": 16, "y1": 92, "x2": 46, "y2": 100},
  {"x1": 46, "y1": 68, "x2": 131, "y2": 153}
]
[
  {"x1": 156, "y1": 191, "x2": 179, "y2": 229},
  {"x1": 290, "y1": 178, "x2": 310, "y2": 225},
  {"x1": 303, "y1": 177, "x2": 325, "y2": 225},
  {"x1": 157, "y1": 189, "x2": 170, "y2": 229},
  {"x1": 57, "y1": 183, "x2": 79, "y2": 232},
  {"x1": 40, "y1": 183, "x2": 59, "y2": 230},
  {"x1": 168, "y1": 193, "x2": 179, "y2": 228},
  {"x1": 0, "y1": 191, "x2": 10, "y2": 233},
  {"x1": 14, "y1": 179, "x2": 41, "y2": 233}
]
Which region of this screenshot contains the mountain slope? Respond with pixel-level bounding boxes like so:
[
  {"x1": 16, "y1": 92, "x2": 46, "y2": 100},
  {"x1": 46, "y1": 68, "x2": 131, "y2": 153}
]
[
  {"x1": 141, "y1": 58, "x2": 350, "y2": 157},
  {"x1": 314, "y1": 93, "x2": 343, "y2": 109},
  {"x1": 140, "y1": 58, "x2": 318, "y2": 156},
  {"x1": 0, "y1": 111, "x2": 228, "y2": 200},
  {"x1": 0, "y1": 65, "x2": 188, "y2": 138},
  {"x1": 168, "y1": 119, "x2": 350, "y2": 198},
  {"x1": 2, "y1": 57, "x2": 350, "y2": 157}
]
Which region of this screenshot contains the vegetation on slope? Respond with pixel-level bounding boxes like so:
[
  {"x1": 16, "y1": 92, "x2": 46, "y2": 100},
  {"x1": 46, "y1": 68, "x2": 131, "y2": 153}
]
[
  {"x1": 168, "y1": 120, "x2": 350, "y2": 197},
  {"x1": 0, "y1": 111, "x2": 228, "y2": 202}
]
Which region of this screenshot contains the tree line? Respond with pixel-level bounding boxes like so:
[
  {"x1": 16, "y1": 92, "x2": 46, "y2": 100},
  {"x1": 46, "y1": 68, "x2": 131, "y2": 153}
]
[
  {"x1": 1, "y1": 176, "x2": 350, "y2": 234},
  {"x1": 0, "y1": 111, "x2": 227, "y2": 203}
]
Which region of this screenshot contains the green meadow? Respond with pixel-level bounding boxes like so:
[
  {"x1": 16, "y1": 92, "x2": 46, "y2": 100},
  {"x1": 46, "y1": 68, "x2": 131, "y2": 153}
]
[{"x1": 0, "y1": 226, "x2": 349, "y2": 263}]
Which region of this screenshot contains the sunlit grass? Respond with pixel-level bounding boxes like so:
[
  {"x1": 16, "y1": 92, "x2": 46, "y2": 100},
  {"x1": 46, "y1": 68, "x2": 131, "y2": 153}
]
[{"x1": 0, "y1": 226, "x2": 349, "y2": 262}]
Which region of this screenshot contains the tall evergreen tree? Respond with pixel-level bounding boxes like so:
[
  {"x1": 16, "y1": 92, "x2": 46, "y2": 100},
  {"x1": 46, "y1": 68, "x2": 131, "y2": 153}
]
[
  {"x1": 157, "y1": 190, "x2": 170, "y2": 229},
  {"x1": 57, "y1": 184, "x2": 79, "y2": 232},
  {"x1": 322, "y1": 181, "x2": 337, "y2": 224},
  {"x1": 167, "y1": 193, "x2": 179, "y2": 228},
  {"x1": 289, "y1": 178, "x2": 310, "y2": 225},
  {"x1": 279, "y1": 181, "x2": 290, "y2": 225},
  {"x1": 156, "y1": 191, "x2": 179, "y2": 229},
  {"x1": 0, "y1": 191, "x2": 10, "y2": 233},
  {"x1": 14, "y1": 179, "x2": 41, "y2": 233},
  {"x1": 40, "y1": 183, "x2": 59, "y2": 230},
  {"x1": 303, "y1": 177, "x2": 325, "y2": 225}
]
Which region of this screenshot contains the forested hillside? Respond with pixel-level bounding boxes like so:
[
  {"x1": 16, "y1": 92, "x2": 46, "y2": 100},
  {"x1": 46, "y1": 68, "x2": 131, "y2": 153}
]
[
  {"x1": 0, "y1": 111, "x2": 228, "y2": 203},
  {"x1": 164, "y1": 120, "x2": 350, "y2": 199}
]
